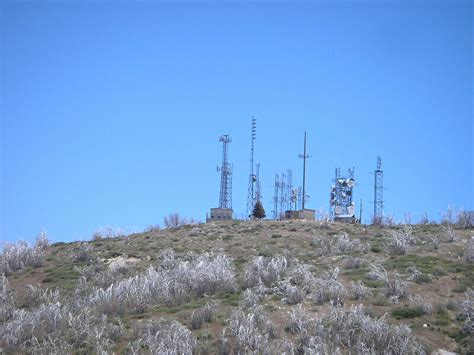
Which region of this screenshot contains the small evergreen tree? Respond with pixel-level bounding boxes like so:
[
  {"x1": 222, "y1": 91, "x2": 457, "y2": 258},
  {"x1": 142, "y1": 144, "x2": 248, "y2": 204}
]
[{"x1": 252, "y1": 201, "x2": 266, "y2": 219}]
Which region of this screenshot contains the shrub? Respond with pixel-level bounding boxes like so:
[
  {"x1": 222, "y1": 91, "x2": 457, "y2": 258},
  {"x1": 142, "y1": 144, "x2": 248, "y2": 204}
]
[
  {"x1": 73, "y1": 243, "x2": 93, "y2": 262},
  {"x1": 391, "y1": 307, "x2": 424, "y2": 319},
  {"x1": 0, "y1": 289, "x2": 124, "y2": 354},
  {"x1": 367, "y1": 264, "x2": 408, "y2": 301},
  {"x1": 83, "y1": 252, "x2": 236, "y2": 315},
  {"x1": 0, "y1": 274, "x2": 15, "y2": 322},
  {"x1": 373, "y1": 215, "x2": 384, "y2": 226},
  {"x1": 310, "y1": 235, "x2": 332, "y2": 256},
  {"x1": 311, "y1": 267, "x2": 347, "y2": 306},
  {"x1": 239, "y1": 289, "x2": 262, "y2": 310},
  {"x1": 243, "y1": 255, "x2": 287, "y2": 287},
  {"x1": 286, "y1": 304, "x2": 314, "y2": 334},
  {"x1": 419, "y1": 212, "x2": 429, "y2": 225},
  {"x1": 163, "y1": 213, "x2": 198, "y2": 228},
  {"x1": 190, "y1": 302, "x2": 217, "y2": 329},
  {"x1": 288, "y1": 304, "x2": 425, "y2": 354},
  {"x1": 446, "y1": 299, "x2": 459, "y2": 311},
  {"x1": 35, "y1": 230, "x2": 50, "y2": 251},
  {"x1": 286, "y1": 262, "x2": 314, "y2": 288},
  {"x1": 272, "y1": 279, "x2": 305, "y2": 304},
  {"x1": 457, "y1": 210, "x2": 474, "y2": 228},
  {"x1": 335, "y1": 233, "x2": 367, "y2": 254},
  {"x1": 458, "y1": 288, "x2": 474, "y2": 336},
  {"x1": 0, "y1": 239, "x2": 46, "y2": 274},
  {"x1": 145, "y1": 224, "x2": 160, "y2": 232},
  {"x1": 343, "y1": 256, "x2": 364, "y2": 269},
  {"x1": 410, "y1": 295, "x2": 433, "y2": 314},
  {"x1": 387, "y1": 225, "x2": 415, "y2": 255},
  {"x1": 226, "y1": 306, "x2": 275, "y2": 353},
  {"x1": 465, "y1": 237, "x2": 474, "y2": 263},
  {"x1": 25, "y1": 284, "x2": 61, "y2": 308},
  {"x1": 66, "y1": 308, "x2": 123, "y2": 351},
  {"x1": 131, "y1": 318, "x2": 196, "y2": 354},
  {"x1": 407, "y1": 264, "x2": 433, "y2": 283},
  {"x1": 443, "y1": 224, "x2": 458, "y2": 243},
  {"x1": 429, "y1": 235, "x2": 440, "y2": 250},
  {"x1": 91, "y1": 225, "x2": 126, "y2": 240},
  {"x1": 350, "y1": 280, "x2": 372, "y2": 300}
]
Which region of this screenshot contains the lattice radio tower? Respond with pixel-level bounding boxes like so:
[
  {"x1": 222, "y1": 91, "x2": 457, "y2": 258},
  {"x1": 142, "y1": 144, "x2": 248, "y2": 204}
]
[
  {"x1": 218, "y1": 135, "x2": 232, "y2": 209},
  {"x1": 246, "y1": 117, "x2": 257, "y2": 218},
  {"x1": 279, "y1": 172, "x2": 286, "y2": 217},
  {"x1": 373, "y1": 156, "x2": 384, "y2": 222},
  {"x1": 272, "y1": 170, "x2": 294, "y2": 219}
]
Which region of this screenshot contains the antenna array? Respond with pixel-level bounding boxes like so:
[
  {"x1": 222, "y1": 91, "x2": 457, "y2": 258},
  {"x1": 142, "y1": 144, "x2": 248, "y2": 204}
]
[
  {"x1": 246, "y1": 117, "x2": 257, "y2": 218},
  {"x1": 373, "y1": 156, "x2": 384, "y2": 223},
  {"x1": 218, "y1": 135, "x2": 232, "y2": 209}
]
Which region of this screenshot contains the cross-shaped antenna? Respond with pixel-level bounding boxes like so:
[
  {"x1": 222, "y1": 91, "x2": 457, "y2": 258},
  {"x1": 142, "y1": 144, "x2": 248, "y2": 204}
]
[{"x1": 298, "y1": 131, "x2": 311, "y2": 210}]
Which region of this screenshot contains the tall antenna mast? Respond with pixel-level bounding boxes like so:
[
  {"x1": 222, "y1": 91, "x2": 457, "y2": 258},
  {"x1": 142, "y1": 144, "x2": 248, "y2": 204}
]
[
  {"x1": 273, "y1": 174, "x2": 279, "y2": 219},
  {"x1": 374, "y1": 156, "x2": 384, "y2": 223},
  {"x1": 279, "y1": 173, "x2": 286, "y2": 217},
  {"x1": 298, "y1": 131, "x2": 310, "y2": 210},
  {"x1": 286, "y1": 169, "x2": 293, "y2": 212},
  {"x1": 218, "y1": 135, "x2": 232, "y2": 209},
  {"x1": 255, "y1": 163, "x2": 262, "y2": 203},
  {"x1": 246, "y1": 117, "x2": 257, "y2": 218}
]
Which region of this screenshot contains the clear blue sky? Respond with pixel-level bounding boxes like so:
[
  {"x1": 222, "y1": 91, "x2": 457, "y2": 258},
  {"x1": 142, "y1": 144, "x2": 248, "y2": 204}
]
[{"x1": 1, "y1": 0, "x2": 472, "y2": 244}]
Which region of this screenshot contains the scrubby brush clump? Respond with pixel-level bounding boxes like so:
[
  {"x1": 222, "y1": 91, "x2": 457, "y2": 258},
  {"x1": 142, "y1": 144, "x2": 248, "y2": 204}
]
[{"x1": 0, "y1": 230, "x2": 50, "y2": 274}]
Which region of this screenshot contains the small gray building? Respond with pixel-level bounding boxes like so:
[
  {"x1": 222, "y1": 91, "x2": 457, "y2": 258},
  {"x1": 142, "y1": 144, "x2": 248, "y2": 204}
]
[{"x1": 206, "y1": 208, "x2": 233, "y2": 222}]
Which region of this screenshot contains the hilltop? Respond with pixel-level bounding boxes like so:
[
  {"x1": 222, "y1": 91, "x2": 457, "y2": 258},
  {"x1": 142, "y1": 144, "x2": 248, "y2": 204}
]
[{"x1": 1, "y1": 220, "x2": 473, "y2": 354}]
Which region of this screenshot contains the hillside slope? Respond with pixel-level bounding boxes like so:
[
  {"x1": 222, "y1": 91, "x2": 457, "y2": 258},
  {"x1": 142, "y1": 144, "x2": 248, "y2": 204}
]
[{"x1": 1, "y1": 221, "x2": 473, "y2": 354}]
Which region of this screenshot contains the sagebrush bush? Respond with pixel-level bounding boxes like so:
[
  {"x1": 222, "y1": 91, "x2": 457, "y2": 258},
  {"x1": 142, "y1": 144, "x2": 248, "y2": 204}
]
[
  {"x1": 458, "y1": 288, "x2": 474, "y2": 336},
  {"x1": 292, "y1": 304, "x2": 425, "y2": 354},
  {"x1": 465, "y1": 237, "x2": 474, "y2": 263},
  {"x1": 163, "y1": 213, "x2": 198, "y2": 228},
  {"x1": 410, "y1": 294, "x2": 433, "y2": 314},
  {"x1": 387, "y1": 225, "x2": 415, "y2": 255},
  {"x1": 272, "y1": 279, "x2": 305, "y2": 304},
  {"x1": 82, "y1": 252, "x2": 235, "y2": 315},
  {"x1": 286, "y1": 304, "x2": 314, "y2": 334},
  {"x1": 0, "y1": 238, "x2": 47, "y2": 274},
  {"x1": 130, "y1": 318, "x2": 196, "y2": 354},
  {"x1": 227, "y1": 306, "x2": 276, "y2": 353},
  {"x1": 368, "y1": 264, "x2": 408, "y2": 301},
  {"x1": 0, "y1": 301, "x2": 124, "y2": 353},
  {"x1": 343, "y1": 256, "x2": 364, "y2": 269},
  {"x1": 91, "y1": 226, "x2": 125, "y2": 240},
  {"x1": 311, "y1": 267, "x2": 347, "y2": 306},
  {"x1": 35, "y1": 230, "x2": 50, "y2": 251},
  {"x1": 0, "y1": 274, "x2": 15, "y2": 322},
  {"x1": 239, "y1": 288, "x2": 262, "y2": 310},
  {"x1": 25, "y1": 284, "x2": 61, "y2": 308},
  {"x1": 443, "y1": 224, "x2": 458, "y2": 242},
  {"x1": 310, "y1": 235, "x2": 332, "y2": 256},
  {"x1": 350, "y1": 280, "x2": 372, "y2": 300},
  {"x1": 287, "y1": 262, "x2": 314, "y2": 286},
  {"x1": 335, "y1": 233, "x2": 368, "y2": 254},
  {"x1": 243, "y1": 255, "x2": 287, "y2": 287},
  {"x1": 191, "y1": 302, "x2": 216, "y2": 329},
  {"x1": 407, "y1": 264, "x2": 433, "y2": 283},
  {"x1": 73, "y1": 243, "x2": 94, "y2": 262}
]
